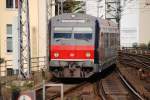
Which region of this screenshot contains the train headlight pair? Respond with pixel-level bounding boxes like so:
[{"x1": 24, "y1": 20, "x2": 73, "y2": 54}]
[
  {"x1": 86, "y1": 52, "x2": 91, "y2": 58},
  {"x1": 54, "y1": 52, "x2": 59, "y2": 58}
]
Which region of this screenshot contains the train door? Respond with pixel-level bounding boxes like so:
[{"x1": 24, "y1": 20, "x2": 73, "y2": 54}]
[{"x1": 99, "y1": 32, "x2": 104, "y2": 64}]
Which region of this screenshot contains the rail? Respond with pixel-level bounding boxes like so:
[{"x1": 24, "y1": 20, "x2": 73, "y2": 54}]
[
  {"x1": 118, "y1": 51, "x2": 150, "y2": 71},
  {"x1": 116, "y1": 68, "x2": 145, "y2": 100},
  {"x1": 120, "y1": 48, "x2": 150, "y2": 57},
  {"x1": 94, "y1": 81, "x2": 106, "y2": 100},
  {"x1": 49, "y1": 82, "x2": 89, "y2": 99}
]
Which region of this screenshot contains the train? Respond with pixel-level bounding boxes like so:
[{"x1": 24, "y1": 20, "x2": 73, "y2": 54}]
[{"x1": 49, "y1": 13, "x2": 119, "y2": 78}]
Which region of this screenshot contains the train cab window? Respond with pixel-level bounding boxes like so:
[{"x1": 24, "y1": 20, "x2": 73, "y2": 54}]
[
  {"x1": 74, "y1": 33, "x2": 92, "y2": 40},
  {"x1": 54, "y1": 33, "x2": 72, "y2": 39}
]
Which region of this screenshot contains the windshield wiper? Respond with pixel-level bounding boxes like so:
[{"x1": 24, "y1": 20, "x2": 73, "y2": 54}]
[{"x1": 55, "y1": 39, "x2": 61, "y2": 42}]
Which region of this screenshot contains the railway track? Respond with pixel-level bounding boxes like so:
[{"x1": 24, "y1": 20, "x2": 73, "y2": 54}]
[
  {"x1": 100, "y1": 68, "x2": 145, "y2": 100},
  {"x1": 118, "y1": 51, "x2": 150, "y2": 99},
  {"x1": 116, "y1": 69, "x2": 145, "y2": 100},
  {"x1": 44, "y1": 67, "x2": 146, "y2": 100},
  {"x1": 51, "y1": 82, "x2": 103, "y2": 100},
  {"x1": 118, "y1": 52, "x2": 150, "y2": 70},
  {"x1": 47, "y1": 82, "x2": 92, "y2": 100}
]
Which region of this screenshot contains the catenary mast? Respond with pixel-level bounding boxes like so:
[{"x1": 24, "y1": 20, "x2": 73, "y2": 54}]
[{"x1": 18, "y1": 0, "x2": 31, "y2": 79}]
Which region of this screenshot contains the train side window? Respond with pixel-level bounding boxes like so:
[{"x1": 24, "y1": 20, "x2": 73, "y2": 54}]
[{"x1": 104, "y1": 33, "x2": 109, "y2": 48}]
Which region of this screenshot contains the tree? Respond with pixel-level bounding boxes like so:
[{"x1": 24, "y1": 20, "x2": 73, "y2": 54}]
[
  {"x1": 0, "y1": 58, "x2": 4, "y2": 64},
  {"x1": 63, "y1": 0, "x2": 82, "y2": 13},
  {"x1": 139, "y1": 43, "x2": 147, "y2": 50},
  {"x1": 132, "y1": 42, "x2": 138, "y2": 48},
  {"x1": 55, "y1": 0, "x2": 84, "y2": 15},
  {"x1": 148, "y1": 41, "x2": 150, "y2": 50}
]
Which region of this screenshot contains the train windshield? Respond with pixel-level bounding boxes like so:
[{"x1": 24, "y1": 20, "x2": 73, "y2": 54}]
[
  {"x1": 54, "y1": 33, "x2": 72, "y2": 39},
  {"x1": 74, "y1": 33, "x2": 92, "y2": 41}
]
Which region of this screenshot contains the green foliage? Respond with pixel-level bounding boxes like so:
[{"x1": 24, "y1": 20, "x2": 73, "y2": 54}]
[
  {"x1": 132, "y1": 42, "x2": 138, "y2": 48},
  {"x1": 148, "y1": 41, "x2": 150, "y2": 50},
  {"x1": 139, "y1": 43, "x2": 148, "y2": 49},
  {"x1": 72, "y1": 96, "x2": 79, "y2": 100},
  {"x1": 55, "y1": 0, "x2": 84, "y2": 15},
  {"x1": 0, "y1": 58, "x2": 4, "y2": 64},
  {"x1": 63, "y1": 0, "x2": 81, "y2": 13},
  {"x1": 11, "y1": 85, "x2": 20, "y2": 93},
  {"x1": 23, "y1": 81, "x2": 34, "y2": 89}
]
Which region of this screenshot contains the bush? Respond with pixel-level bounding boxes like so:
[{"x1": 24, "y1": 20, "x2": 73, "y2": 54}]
[
  {"x1": 132, "y1": 42, "x2": 138, "y2": 48},
  {"x1": 148, "y1": 41, "x2": 150, "y2": 50},
  {"x1": 0, "y1": 58, "x2": 4, "y2": 64},
  {"x1": 139, "y1": 43, "x2": 148, "y2": 49},
  {"x1": 11, "y1": 85, "x2": 20, "y2": 100}
]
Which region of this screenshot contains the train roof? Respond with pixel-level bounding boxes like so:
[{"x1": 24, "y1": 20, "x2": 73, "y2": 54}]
[
  {"x1": 50, "y1": 13, "x2": 97, "y2": 21},
  {"x1": 98, "y1": 18, "x2": 118, "y2": 28}
]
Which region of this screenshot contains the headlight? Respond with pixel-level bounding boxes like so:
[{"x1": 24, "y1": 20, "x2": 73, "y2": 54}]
[
  {"x1": 86, "y1": 52, "x2": 91, "y2": 57},
  {"x1": 54, "y1": 52, "x2": 59, "y2": 58}
]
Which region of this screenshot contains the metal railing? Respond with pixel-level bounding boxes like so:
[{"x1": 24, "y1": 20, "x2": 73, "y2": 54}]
[
  {"x1": 0, "y1": 56, "x2": 47, "y2": 77},
  {"x1": 121, "y1": 47, "x2": 150, "y2": 55}
]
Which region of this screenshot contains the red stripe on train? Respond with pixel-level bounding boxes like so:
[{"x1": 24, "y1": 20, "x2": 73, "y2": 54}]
[{"x1": 50, "y1": 45, "x2": 94, "y2": 59}]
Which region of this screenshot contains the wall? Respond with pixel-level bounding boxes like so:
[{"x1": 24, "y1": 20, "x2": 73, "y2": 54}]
[
  {"x1": 120, "y1": 0, "x2": 139, "y2": 47},
  {"x1": 0, "y1": 0, "x2": 55, "y2": 75},
  {"x1": 139, "y1": 0, "x2": 150, "y2": 44},
  {"x1": 0, "y1": 0, "x2": 18, "y2": 60}
]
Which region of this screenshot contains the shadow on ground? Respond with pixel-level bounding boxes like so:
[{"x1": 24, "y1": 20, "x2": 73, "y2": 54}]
[{"x1": 50, "y1": 65, "x2": 116, "y2": 84}]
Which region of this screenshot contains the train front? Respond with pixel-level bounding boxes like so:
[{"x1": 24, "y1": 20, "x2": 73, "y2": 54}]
[{"x1": 49, "y1": 13, "x2": 97, "y2": 78}]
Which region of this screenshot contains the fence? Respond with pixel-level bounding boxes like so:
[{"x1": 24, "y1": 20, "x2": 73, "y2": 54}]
[
  {"x1": 121, "y1": 47, "x2": 150, "y2": 55},
  {"x1": 0, "y1": 57, "x2": 47, "y2": 77}
]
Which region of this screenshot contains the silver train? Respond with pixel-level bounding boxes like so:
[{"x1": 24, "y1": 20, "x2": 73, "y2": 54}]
[{"x1": 49, "y1": 13, "x2": 119, "y2": 78}]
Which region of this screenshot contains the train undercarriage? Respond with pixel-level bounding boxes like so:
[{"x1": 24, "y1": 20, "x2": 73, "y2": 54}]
[
  {"x1": 49, "y1": 59, "x2": 116, "y2": 78},
  {"x1": 49, "y1": 62, "x2": 97, "y2": 78}
]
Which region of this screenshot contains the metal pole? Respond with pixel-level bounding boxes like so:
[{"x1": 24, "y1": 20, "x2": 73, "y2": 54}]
[
  {"x1": 18, "y1": 0, "x2": 31, "y2": 79},
  {"x1": 61, "y1": 84, "x2": 63, "y2": 100},
  {"x1": 58, "y1": 3, "x2": 60, "y2": 15},
  {"x1": 18, "y1": 0, "x2": 22, "y2": 78},
  {"x1": 26, "y1": 0, "x2": 31, "y2": 78},
  {"x1": 61, "y1": 0, "x2": 63, "y2": 14},
  {"x1": 97, "y1": 0, "x2": 100, "y2": 17},
  {"x1": 43, "y1": 80, "x2": 45, "y2": 100}
]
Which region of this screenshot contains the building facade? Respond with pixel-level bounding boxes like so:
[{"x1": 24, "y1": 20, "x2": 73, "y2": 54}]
[
  {"x1": 85, "y1": 0, "x2": 105, "y2": 18},
  {"x1": 0, "y1": 0, "x2": 55, "y2": 76},
  {"x1": 84, "y1": 0, "x2": 150, "y2": 47},
  {"x1": 120, "y1": 0, "x2": 150, "y2": 47}
]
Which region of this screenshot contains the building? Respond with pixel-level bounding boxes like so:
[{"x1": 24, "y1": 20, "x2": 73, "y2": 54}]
[
  {"x1": 120, "y1": 0, "x2": 150, "y2": 47},
  {"x1": 85, "y1": 0, "x2": 105, "y2": 18},
  {"x1": 0, "y1": 0, "x2": 55, "y2": 76},
  {"x1": 84, "y1": 0, "x2": 150, "y2": 47}
]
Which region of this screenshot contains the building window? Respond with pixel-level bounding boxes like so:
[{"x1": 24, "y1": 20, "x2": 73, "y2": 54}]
[
  {"x1": 7, "y1": 24, "x2": 12, "y2": 35},
  {"x1": 6, "y1": 24, "x2": 13, "y2": 52},
  {"x1": 7, "y1": 68, "x2": 14, "y2": 76},
  {"x1": 6, "y1": 0, "x2": 13, "y2": 8},
  {"x1": 6, "y1": 0, "x2": 18, "y2": 8}
]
